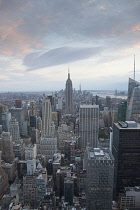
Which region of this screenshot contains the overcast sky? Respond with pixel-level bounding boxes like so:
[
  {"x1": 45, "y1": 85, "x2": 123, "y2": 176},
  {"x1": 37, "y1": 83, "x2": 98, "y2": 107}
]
[{"x1": 0, "y1": 0, "x2": 140, "y2": 92}]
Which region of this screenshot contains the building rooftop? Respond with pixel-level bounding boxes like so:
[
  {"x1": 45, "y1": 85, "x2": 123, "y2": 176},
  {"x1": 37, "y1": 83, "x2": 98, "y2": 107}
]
[
  {"x1": 125, "y1": 186, "x2": 140, "y2": 192},
  {"x1": 80, "y1": 104, "x2": 99, "y2": 108},
  {"x1": 88, "y1": 147, "x2": 112, "y2": 160},
  {"x1": 115, "y1": 121, "x2": 140, "y2": 129}
]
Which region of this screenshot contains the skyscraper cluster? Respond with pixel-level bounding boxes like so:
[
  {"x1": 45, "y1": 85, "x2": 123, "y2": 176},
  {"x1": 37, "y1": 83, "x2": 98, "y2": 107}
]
[{"x1": 0, "y1": 73, "x2": 140, "y2": 209}]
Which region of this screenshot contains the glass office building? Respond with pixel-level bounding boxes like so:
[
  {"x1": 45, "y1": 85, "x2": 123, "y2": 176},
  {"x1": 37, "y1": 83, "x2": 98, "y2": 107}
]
[{"x1": 112, "y1": 121, "x2": 140, "y2": 198}]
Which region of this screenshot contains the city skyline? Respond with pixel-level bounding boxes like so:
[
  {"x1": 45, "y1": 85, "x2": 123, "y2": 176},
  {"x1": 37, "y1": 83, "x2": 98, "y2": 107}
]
[{"x1": 1, "y1": 0, "x2": 140, "y2": 91}]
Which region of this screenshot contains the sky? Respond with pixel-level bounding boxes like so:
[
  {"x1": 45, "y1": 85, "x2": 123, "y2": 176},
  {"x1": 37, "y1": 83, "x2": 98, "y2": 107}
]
[{"x1": 0, "y1": 0, "x2": 140, "y2": 92}]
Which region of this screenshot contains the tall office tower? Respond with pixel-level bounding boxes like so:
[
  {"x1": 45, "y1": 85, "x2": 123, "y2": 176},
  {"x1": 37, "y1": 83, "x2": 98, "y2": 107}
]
[
  {"x1": 0, "y1": 132, "x2": 15, "y2": 163},
  {"x1": 127, "y1": 78, "x2": 140, "y2": 106},
  {"x1": 15, "y1": 100, "x2": 22, "y2": 108},
  {"x1": 0, "y1": 112, "x2": 11, "y2": 132},
  {"x1": 112, "y1": 121, "x2": 140, "y2": 198},
  {"x1": 48, "y1": 95, "x2": 55, "y2": 111},
  {"x1": 126, "y1": 78, "x2": 140, "y2": 120},
  {"x1": 56, "y1": 98, "x2": 63, "y2": 110},
  {"x1": 126, "y1": 86, "x2": 140, "y2": 121},
  {"x1": 64, "y1": 176, "x2": 74, "y2": 206},
  {"x1": 106, "y1": 96, "x2": 111, "y2": 110},
  {"x1": 84, "y1": 147, "x2": 114, "y2": 210},
  {"x1": 65, "y1": 72, "x2": 73, "y2": 114},
  {"x1": 118, "y1": 101, "x2": 127, "y2": 122},
  {"x1": 29, "y1": 101, "x2": 36, "y2": 116},
  {"x1": 42, "y1": 99, "x2": 52, "y2": 136},
  {"x1": 9, "y1": 117, "x2": 20, "y2": 142},
  {"x1": 9, "y1": 108, "x2": 24, "y2": 134},
  {"x1": 79, "y1": 105, "x2": 99, "y2": 148},
  {"x1": 30, "y1": 115, "x2": 37, "y2": 128}
]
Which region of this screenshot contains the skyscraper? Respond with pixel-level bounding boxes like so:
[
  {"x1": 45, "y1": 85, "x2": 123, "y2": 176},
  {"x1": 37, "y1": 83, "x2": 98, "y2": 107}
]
[
  {"x1": 0, "y1": 112, "x2": 11, "y2": 132},
  {"x1": 42, "y1": 98, "x2": 52, "y2": 136},
  {"x1": 112, "y1": 121, "x2": 140, "y2": 198},
  {"x1": 84, "y1": 147, "x2": 114, "y2": 210},
  {"x1": 29, "y1": 101, "x2": 36, "y2": 116},
  {"x1": 65, "y1": 72, "x2": 73, "y2": 114},
  {"x1": 9, "y1": 108, "x2": 24, "y2": 134},
  {"x1": 9, "y1": 117, "x2": 20, "y2": 142},
  {"x1": 64, "y1": 176, "x2": 74, "y2": 206},
  {"x1": 79, "y1": 104, "x2": 99, "y2": 148},
  {"x1": 127, "y1": 78, "x2": 140, "y2": 106},
  {"x1": 118, "y1": 101, "x2": 127, "y2": 122},
  {"x1": 126, "y1": 78, "x2": 140, "y2": 121},
  {"x1": 0, "y1": 132, "x2": 15, "y2": 163}
]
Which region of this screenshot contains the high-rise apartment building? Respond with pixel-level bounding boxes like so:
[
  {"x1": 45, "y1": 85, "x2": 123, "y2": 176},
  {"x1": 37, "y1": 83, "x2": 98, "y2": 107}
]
[
  {"x1": 9, "y1": 117, "x2": 20, "y2": 142},
  {"x1": 42, "y1": 99, "x2": 52, "y2": 136},
  {"x1": 79, "y1": 105, "x2": 99, "y2": 148},
  {"x1": 84, "y1": 147, "x2": 114, "y2": 210},
  {"x1": 65, "y1": 72, "x2": 73, "y2": 114},
  {"x1": 112, "y1": 121, "x2": 140, "y2": 198}
]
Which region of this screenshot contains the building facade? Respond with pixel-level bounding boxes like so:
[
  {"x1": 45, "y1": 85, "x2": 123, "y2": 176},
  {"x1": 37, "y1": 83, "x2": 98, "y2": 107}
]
[
  {"x1": 42, "y1": 99, "x2": 52, "y2": 136},
  {"x1": 9, "y1": 117, "x2": 20, "y2": 142},
  {"x1": 79, "y1": 104, "x2": 99, "y2": 148},
  {"x1": 84, "y1": 147, "x2": 114, "y2": 210},
  {"x1": 126, "y1": 78, "x2": 140, "y2": 121},
  {"x1": 0, "y1": 132, "x2": 15, "y2": 163},
  {"x1": 9, "y1": 108, "x2": 24, "y2": 134},
  {"x1": 37, "y1": 136, "x2": 57, "y2": 160},
  {"x1": 112, "y1": 121, "x2": 140, "y2": 198}
]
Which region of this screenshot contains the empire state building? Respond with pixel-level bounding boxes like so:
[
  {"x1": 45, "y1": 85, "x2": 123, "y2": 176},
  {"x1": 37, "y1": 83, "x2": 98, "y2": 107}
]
[{"x1": 65, "y1": 72, "x2": 73, "y2": 114}]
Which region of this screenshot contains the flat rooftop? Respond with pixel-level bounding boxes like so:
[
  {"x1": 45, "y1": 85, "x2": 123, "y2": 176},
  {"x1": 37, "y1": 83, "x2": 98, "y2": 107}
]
[
  {"x1": 88, "y1": 148, "x2": 111, "y2": 160},
  {"x1": 80, "y1": 104, "x2": 99, "y2": 108},
  {"x1": 115, "y1": 122, "x2": 140, "y2": 129}
]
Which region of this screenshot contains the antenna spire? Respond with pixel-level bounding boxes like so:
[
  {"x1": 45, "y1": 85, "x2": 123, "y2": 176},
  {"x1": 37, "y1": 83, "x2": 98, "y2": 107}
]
[
  {"x1": 134, "y1": 54, "x2": 135, "y2": 80},
  {"x1": 68, "y1": 68, "x2": 70, "y2": 79}
]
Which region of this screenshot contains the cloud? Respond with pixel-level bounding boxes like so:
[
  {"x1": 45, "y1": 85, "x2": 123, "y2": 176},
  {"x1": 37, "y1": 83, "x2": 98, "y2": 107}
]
[
  {"x1": 0, "y1": 0, "x2": 140, "y2": 91},
  {"x1": 1, "y1": 0, "x2": 140, "y2": 58},
  {"x1": 24, "y1": 46, "x2": 102, "y2": 70},
  {"x1": 0, "y1": 0, "x2": 47, "y2": 56}
]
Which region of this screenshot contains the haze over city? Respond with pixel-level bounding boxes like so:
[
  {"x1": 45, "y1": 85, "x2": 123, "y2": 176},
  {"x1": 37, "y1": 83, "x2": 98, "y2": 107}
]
[{"x1": 1, "y1": 0, "x2": 140, "y2": 91}]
